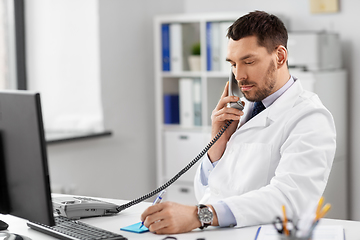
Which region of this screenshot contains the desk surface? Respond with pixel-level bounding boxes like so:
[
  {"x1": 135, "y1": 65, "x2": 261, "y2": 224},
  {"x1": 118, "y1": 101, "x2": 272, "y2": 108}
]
[{"x1": 0, "y1": 195, "x2": 358, "y2": 240}]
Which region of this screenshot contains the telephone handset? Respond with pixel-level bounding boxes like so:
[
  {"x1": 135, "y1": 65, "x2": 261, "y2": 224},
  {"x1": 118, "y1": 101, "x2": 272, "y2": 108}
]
[
  {"x1": 228, "y1": 72, "x2": 244, "y2": 111},
  {"x1": 116, "y1": 71, "x2": 241, "y2": 212}
]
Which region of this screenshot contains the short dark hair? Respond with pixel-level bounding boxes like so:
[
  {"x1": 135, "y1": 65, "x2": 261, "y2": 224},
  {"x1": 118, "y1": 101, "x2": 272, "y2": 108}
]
[{"x1": 227, "y1": 11, "x2": 288, "y2": 54}]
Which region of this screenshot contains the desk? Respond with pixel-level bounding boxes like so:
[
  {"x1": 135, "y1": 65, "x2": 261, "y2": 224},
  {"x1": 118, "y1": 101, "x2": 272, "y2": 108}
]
[{"x1": 0, "y1": 195, "x2": 358, "y2": 240}]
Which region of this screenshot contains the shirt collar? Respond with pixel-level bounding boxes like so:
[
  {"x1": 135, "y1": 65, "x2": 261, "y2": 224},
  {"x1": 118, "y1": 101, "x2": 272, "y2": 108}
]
[{"x1": 261, "y1": 75, "x2": 295, "y2": 108}]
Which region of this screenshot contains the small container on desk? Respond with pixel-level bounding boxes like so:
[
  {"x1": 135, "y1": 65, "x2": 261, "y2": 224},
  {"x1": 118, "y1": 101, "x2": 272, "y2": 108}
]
[{"x1": 279, "y1": 235, "x2": 312, "y2": 240}]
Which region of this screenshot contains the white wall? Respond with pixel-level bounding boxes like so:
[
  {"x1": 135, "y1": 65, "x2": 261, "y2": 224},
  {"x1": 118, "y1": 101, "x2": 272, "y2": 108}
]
[
  {"x1": 24, "y1": 0, "x2": 360, "y2": 219},
  {"x1": 184, "y1": 0, "x2": 358, "y2": 220},
  {"x1": 94, "y1": 0, "x2": 185, "y2": 199},
  {"x1": 25, "y1": 0, "x2": 185, "y2": 201}
]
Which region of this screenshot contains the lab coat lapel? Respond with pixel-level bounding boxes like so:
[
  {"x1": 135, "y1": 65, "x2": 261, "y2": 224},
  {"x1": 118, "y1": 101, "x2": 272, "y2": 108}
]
[
  {"x1": 237, "y1": 79, "x2": 303, "y2": 132},
  {"x1": 238, "y1": 107, "x2": 268, "y2": 131},
  {"x1": 266, "y1": 78, "x2": 303, "y2": 123}
]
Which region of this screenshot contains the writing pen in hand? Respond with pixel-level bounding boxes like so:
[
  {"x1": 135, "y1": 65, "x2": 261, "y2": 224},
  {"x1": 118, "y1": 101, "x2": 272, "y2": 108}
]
[{"x1": 139, "y1": 190, "x2": 166, "y2": 229}]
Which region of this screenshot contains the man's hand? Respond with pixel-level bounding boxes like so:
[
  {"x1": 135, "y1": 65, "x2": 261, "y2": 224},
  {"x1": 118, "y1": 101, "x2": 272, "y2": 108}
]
[
  {"x1": 208, "y1": 81, "x2": 244, "y2": 162},
  {"x1": 140, "y1": 202, "x2": 218, "y2": 234}
]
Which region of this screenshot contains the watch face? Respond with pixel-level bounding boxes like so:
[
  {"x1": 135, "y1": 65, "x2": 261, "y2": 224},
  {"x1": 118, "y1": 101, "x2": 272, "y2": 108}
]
[{"x1": 199, "y1": 208, "x2": 213, "y2": 222}]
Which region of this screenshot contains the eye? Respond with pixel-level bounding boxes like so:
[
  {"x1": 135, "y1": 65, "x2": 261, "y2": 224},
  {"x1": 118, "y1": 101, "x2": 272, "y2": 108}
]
[
  {"x1": 228, "y1": 61, "x2": 236, "y2": 68},
  {"x1": 245, "y1": 61, "x2": 254, "y2": 65}
]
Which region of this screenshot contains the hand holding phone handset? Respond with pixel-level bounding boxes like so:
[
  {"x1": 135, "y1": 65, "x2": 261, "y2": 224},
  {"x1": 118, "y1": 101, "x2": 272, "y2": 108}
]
[
  {"x1": 115, "y1": 71, "x2": 243, "y2": 213},
  {"x1": 207, "y1": 70, "x2": 244, "y2": 162}
]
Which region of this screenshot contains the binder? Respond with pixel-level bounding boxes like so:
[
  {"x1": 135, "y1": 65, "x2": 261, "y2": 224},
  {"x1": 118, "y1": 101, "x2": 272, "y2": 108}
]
[
  {"x1": 170, "y1": 23, "x2": 183, "y2": 72},
  {"x1": 163, "y1": 94, "x2": 179, "y2": 124},
  {"x1": 210, "y1": 22, "x2": 221, "y2": 71},
  {"x1": 220, "y1": 21, "x2": 233, "y2": 72},
  {"x1": 179, "y1": 78, "x2": 194, "y2": 127},
  {"x1": 207, "y1": 21, "x2": 231, "y2": 72},
  {"x1": 161, "y1": 24, "x2": 170, "y2": 71},
  {"x1": 206, "y1": 22, "x2": 212, "y2": 71},
  {"x1": 193, "y1": 78, "x2": 202, "y2": 126}
]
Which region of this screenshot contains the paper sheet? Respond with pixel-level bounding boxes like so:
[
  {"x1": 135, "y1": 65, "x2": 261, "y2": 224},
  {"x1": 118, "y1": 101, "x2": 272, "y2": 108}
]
[{"x1": 255, "y1": 225, "x2": 344, "y2": 240}]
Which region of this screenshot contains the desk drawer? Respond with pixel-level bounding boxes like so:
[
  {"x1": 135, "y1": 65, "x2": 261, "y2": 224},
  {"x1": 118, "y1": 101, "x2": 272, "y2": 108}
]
[
  {"x1": 164, "y1": 131, "x2": 210, "y2": 182},
  {"x1": 166, "y1": 183, "x2": 197, "y2": 205}
]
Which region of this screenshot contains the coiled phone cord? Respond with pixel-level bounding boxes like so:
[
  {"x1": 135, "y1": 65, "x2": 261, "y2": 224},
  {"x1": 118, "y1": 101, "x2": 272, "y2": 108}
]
[{"x1": 116, "y1": 120, "x2": 234, "y2": 212}]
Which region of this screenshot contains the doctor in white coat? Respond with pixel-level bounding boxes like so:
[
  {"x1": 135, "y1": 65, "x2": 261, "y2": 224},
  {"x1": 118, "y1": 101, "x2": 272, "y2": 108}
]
[{"x1": 141, "y1": 11, "x2": 336, "y2": 234}]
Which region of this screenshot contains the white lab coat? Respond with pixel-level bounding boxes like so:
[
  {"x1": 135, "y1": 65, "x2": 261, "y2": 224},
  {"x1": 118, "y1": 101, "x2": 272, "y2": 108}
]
[{"x1": 194, "y1": 78, "x2": 336, "y2": 227}]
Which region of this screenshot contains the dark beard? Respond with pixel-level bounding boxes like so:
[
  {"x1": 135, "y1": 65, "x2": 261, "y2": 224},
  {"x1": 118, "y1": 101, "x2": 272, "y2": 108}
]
[{"x1": 240, "y1": 60, "x2": 276, "y2": 102}]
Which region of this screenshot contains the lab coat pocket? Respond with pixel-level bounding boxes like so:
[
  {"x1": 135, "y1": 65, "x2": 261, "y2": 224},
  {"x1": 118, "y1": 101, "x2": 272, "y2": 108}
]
[{"x1": 229, "y1": 143, "x2": 272, "y2": 194}]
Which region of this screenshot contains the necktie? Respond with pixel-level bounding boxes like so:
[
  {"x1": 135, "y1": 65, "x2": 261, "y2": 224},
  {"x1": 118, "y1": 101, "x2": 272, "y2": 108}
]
[{"x1": 250, "y1": 101, "x2": 266, "y2": 119}]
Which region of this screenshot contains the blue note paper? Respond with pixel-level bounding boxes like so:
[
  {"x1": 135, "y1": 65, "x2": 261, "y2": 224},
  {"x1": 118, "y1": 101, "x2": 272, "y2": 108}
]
[{"x1": 120, "y1": 222, "x2": 149, "y2": 234}]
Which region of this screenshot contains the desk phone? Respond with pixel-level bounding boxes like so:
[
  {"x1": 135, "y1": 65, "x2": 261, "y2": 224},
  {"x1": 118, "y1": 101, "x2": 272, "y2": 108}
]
[{"x1": 52, "y1": 196, "x2": 119, "y2": 219}]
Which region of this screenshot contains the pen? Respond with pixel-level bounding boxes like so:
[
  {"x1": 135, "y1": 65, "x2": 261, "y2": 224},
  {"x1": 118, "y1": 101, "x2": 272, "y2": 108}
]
[
  {"x1": 282, "y1": 205, "x2": 289, "y2": 236},
  {"x1": 139, "y1": 190, "x2": 166, "y2": 229},
  {"x1": 316, "y1": 197, "x2": 324, "y2": 219},
  {"x1": 317, "y1": 203, "x2": 331, "y2": 220}
]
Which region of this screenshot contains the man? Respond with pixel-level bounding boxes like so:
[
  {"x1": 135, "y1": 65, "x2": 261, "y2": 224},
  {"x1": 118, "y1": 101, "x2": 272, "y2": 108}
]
[{"x1": 141, "y1": 11, "x2": 336, "y2": 234}]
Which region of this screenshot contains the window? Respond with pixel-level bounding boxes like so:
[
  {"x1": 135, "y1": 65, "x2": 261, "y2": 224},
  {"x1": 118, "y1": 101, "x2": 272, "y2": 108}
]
[
  {"x1": 1, "y1": 0, "x2": 109, "y2": 143},
  {"x1": 0, "y1": 0, "x2": 25, "y2": 90}
]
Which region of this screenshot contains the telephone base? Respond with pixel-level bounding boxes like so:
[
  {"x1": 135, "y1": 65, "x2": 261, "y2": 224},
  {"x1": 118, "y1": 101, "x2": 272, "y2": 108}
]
[{"x1": 52, "y1": 196, "x2": 119, "y2": 219}]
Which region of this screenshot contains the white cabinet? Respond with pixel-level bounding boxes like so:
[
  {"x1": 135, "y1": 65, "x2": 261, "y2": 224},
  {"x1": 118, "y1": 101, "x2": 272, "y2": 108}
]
[
  {"x1": 163, "y1": 130, "x2": 211, "y2": 204},
  {"x1": 164, "y1": 131, "x2": 211, "y2": 182},
  {"x1": 166, "y1": 182, "x2": 197, "y2": 205},
  {"x1": 290, "y1": 69, "x2": 348, "y2": 219}
]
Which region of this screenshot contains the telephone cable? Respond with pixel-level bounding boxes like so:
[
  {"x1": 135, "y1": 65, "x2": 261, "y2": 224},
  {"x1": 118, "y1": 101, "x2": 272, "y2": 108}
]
[{"x1": 116, "y1": 120, "x2": 233, "y2": 212}]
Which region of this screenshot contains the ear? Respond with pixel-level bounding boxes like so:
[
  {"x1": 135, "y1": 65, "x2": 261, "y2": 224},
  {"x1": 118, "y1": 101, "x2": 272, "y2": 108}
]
[{"x1": 275, "y1": 45, "x2": 287, "y2": 69}]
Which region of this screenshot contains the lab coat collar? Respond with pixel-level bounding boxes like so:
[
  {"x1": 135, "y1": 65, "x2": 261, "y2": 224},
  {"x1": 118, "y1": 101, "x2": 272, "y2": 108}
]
[{"x1": 238, "y1": 77, "x2": 302, "y2": 131}]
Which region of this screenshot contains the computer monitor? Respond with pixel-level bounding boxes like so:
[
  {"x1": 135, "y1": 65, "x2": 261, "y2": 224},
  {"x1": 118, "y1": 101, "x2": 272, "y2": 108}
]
[{"x1": 0, "y1": 90, "x2": 55, "y2": 227}]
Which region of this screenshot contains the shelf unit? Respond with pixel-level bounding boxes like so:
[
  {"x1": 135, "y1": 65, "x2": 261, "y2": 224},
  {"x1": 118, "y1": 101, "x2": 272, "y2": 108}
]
[
  {"x1": 154, "y1": 13, "x2": 244, "y2": 204},
  {"x1": 154, "y1": 13, "x2": 348, "y2": 218}
]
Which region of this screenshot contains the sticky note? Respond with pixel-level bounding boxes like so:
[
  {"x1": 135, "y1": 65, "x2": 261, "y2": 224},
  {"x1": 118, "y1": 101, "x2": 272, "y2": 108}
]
[{"x1": 120, "y1": 222, "x2": 149, "y2": 233}]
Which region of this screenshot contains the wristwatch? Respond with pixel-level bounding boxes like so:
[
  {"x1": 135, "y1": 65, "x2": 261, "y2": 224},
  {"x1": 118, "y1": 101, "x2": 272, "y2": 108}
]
[{"x1": 196, "y1": 204, "x2": 213, "y2": 229}]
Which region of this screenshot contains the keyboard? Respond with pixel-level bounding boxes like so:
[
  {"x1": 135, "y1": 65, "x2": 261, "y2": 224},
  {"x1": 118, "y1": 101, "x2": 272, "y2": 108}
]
[{"x1": 27, "y1": 216, "x2": 127, "y2": 240}]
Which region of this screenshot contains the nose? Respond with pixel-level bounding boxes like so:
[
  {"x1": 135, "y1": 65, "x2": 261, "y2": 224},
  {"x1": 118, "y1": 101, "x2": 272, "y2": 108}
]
[{"x1": 233, "y1": 66, "x2": 246, "y2": 82}]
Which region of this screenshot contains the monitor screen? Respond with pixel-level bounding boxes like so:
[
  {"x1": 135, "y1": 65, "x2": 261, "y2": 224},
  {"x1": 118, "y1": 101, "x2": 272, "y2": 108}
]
[{"x1": 0, "y1": 90, "x2": 54, "y2": 226}]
